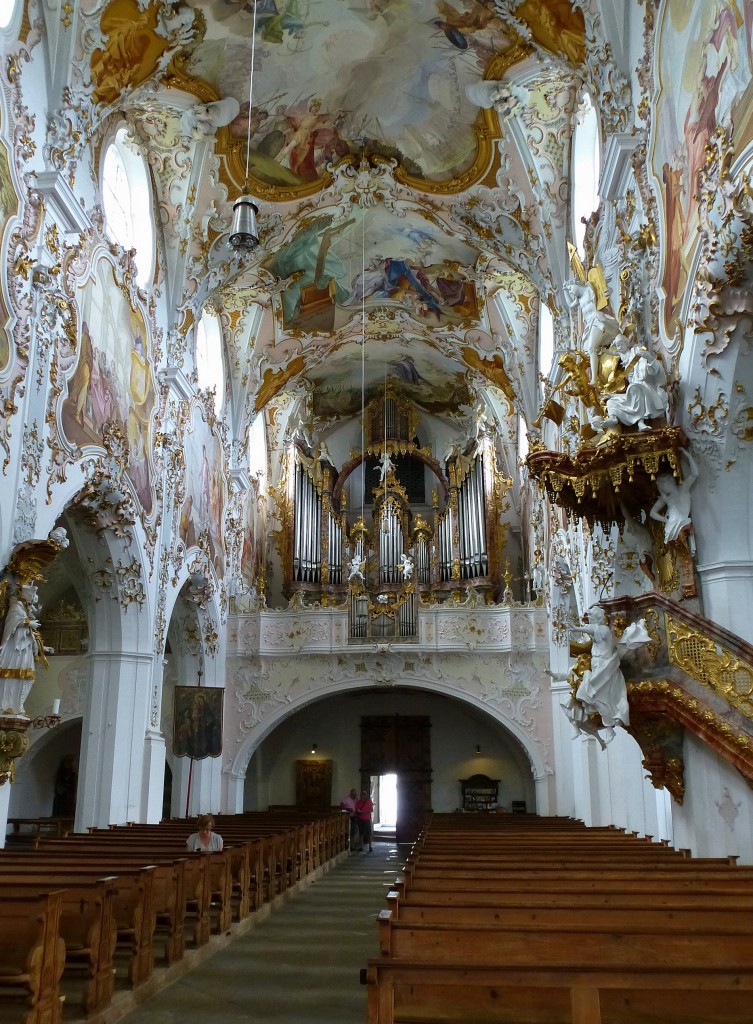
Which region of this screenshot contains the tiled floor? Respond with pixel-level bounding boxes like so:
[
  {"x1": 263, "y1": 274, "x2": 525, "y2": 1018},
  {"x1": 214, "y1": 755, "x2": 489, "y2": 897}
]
[{"x1": 108, "y1": 842, "x2": 402, "y2": 1024}]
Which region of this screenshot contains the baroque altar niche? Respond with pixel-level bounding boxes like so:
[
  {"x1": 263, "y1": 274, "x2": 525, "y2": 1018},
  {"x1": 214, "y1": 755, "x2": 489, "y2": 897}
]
[{"x1": 276, "y1": 387, "x2": 511, "y2": 640}]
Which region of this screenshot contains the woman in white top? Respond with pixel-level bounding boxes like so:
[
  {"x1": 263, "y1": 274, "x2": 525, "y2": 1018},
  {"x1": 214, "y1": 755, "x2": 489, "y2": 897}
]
[{"x1": 186, "y1": 813, "x2": 224, "y2": 852}]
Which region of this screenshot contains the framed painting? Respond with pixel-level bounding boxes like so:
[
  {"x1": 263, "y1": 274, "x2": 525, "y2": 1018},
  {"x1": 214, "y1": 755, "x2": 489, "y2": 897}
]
[{"x1": 172, "y1": 686, "x2": 223, "y2": 760}]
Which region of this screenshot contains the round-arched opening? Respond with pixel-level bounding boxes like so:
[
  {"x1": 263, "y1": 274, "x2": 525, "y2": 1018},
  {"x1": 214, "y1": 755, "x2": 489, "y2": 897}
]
[
  {"x1": 240, "y1": 687, "x2": 538, "y2": 822},
  {"x1": 195, "y1": 308, "x2": 226, "y2": 416},
  {"x1": 571, "y1": 91, "x2": 601, "y2": 257},
  {"x1": 102, "y1": 127, "x2": 155, "y2": 290}
]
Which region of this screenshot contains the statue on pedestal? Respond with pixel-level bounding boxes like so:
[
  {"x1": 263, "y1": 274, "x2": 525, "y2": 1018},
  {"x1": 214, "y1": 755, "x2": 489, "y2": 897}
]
[{"x1": 0, "y1": 582, "x2": 50, "y2": 715}]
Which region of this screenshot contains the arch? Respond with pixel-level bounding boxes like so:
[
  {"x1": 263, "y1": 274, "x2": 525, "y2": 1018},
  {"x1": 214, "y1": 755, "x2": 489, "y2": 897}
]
[
  {"x1": 101, "y1": 125, "x2": 156, "y2": 290},
  {"x1": 195, "y1": 307, "x2": 226, "y2": 417},
  {"x1": 333, "y1": 449, "x2": 448, "y2": 505},
  {"x1": 229, "y1": 674, "x2": 550, "y2": 784},
  {"x1": 571, "y1": 90, "x2": 601, "y2": 258}
]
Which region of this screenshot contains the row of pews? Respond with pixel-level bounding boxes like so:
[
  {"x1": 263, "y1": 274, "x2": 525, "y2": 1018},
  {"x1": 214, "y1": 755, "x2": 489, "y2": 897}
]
[
  {"x1": 365, "y1": 814, "x2": 753, "y2": 1024},
  {"x1": 0, "y1": 810, "x2": 348, "y2": 1024}
]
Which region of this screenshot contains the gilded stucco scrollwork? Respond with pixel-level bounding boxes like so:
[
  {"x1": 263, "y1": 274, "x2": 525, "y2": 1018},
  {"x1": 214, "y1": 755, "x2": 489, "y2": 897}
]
[{"x1": 666, "y1": 613, "x2": 753, "y2": 720}]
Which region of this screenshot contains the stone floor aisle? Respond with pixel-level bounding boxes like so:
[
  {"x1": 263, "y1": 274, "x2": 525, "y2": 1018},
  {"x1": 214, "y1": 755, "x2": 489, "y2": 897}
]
[{"x1": 117, "y1": 842, "x2": 402, "y2": 1024}]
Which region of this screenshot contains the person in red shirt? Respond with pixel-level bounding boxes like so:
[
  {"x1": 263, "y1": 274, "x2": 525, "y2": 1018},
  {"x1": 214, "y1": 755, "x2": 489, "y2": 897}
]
[{"x1": 356, "y1": 789, "x2": 374, "y2": 852}]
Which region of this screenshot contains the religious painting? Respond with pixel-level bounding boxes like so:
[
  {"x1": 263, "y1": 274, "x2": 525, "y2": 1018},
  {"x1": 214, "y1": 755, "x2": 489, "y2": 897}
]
[
  {"x1": 309, "y1": 338, "x2": 471, "y2": 418},
  {"x1": 241, "y1": 479, "x2": 265, "y2": 583},
  {"x1": 179, "y1": 405, "x2": 226, "y2": 578},
  {"x1": 266, "y1": 205, "x2": 479, "y2": 332},
  {"x1": 0, "y1": 114, "x2": 18, "y2": 375},
  {"x1": 653, "y1": 1, "x2": 753, "y2": 336},
  {"x1": 184, "y1": 0, "x2": 519, "y2": 190},
  {"x1": 173, "y1": 685, "x2": 223, "y2": 760},
  {"x1": 64, "y1": 258, "x2": 155, "y2": 514},
  {"x1": 295, "y1": 758, "x2": 333, "y2": 810}
]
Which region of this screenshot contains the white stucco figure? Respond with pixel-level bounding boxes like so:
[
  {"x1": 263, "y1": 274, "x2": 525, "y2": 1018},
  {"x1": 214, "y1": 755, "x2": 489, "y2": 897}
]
[
  {"x1": 180, "y1": 97, "x2": 241, "y2": 137},
  {"x1": 0, "y1": 582, "x2": 51, "y2": 714},
  {"x1": 592, "y1": 334, "x2": 669, "y2": 432},
  {"x1": 570, "y1": 607, "x2": 649, "y2": 743},
  {"x1": 377, "y1": 450, "x2": 395, "y2": 482},
  {"x1": 348, "y1": 556, "x2": 365, "y2": 584},
  {"x1": 649, "y1": 450, "x2": 699, "y2": 554},
  {"x1": 49, "y1": 527, "x2": 69, "y2": 550},
  {"x1": 563, "y1": 279, "x2": 620, "y2": 384},
  {"x1": 398, "y1": 552, "x2": 414, "y2": 580}
]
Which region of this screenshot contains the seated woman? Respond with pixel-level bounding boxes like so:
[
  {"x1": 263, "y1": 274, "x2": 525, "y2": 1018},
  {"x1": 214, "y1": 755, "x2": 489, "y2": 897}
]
[{"x1": 186, "y1": 813, "x2": 224, "y2": 852}]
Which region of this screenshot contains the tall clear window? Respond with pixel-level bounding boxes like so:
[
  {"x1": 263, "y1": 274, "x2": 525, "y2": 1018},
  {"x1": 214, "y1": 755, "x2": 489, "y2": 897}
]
[
  {"x1": 248, "y1": 412, "x2": 267, "y2": 486},
  {"x1": 196, "y1": 308, "x2": 225, "y2": 415},
  {"x1": 571, "y1": 92, "x2": 600, "y2": 258},
  {"x1": 538, "y1": 300, "x2": 555, "y2": 386},
  {"x1": 0, "y1": 1, "x2": 16, "y2": 30},
  {"x1": 102, "y1": 127, "x2": 155, "y2": 289}
]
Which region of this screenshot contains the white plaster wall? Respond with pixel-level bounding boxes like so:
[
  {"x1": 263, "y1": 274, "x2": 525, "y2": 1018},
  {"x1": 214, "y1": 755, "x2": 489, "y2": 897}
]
[
  {"x1": 243, "y1": 689, "x2": 536, "y2": 813},
  {"x1": 672, "y1": 732, "x2": 753, "y2": 864},
  {"x1": 551, "y1": 682, "x2": 674, "y2": 841}
]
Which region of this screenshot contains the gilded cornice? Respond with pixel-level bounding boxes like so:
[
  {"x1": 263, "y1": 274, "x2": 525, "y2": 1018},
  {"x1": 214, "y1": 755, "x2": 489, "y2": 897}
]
[{"x1": 628, "y1": 679, "x2": 753, "y2": 790}]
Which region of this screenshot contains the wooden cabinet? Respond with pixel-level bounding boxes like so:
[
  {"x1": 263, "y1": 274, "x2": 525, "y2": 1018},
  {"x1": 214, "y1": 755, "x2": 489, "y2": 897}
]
[{"x1": 460, "y1": 774, "x2": 499, "y2": 812}]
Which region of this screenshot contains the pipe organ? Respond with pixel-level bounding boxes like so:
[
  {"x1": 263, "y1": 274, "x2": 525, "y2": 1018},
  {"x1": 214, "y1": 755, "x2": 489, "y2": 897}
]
[
  {"x1": 283, "y1": 389, "x2": 511, "y2": 639},
  {"x1": 292, "y1": 456, "x2": 322, "y2": 585}
]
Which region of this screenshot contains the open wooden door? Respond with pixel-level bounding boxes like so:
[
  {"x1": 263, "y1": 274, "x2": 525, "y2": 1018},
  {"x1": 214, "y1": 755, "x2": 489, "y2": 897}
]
[{"x1": 360, "y1": 715, "x2": 431, "y2": 844}]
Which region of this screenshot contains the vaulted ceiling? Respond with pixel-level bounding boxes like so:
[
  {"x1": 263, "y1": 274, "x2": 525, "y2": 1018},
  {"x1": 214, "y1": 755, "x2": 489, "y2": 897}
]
[{"x1": 79, "y1": 0, "x2": 594, "y2": 463}]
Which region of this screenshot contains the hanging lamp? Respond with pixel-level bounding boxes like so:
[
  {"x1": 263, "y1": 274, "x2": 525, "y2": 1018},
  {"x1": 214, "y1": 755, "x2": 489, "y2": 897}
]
[{"x1": 229, "y1": 1, "x2": 260, "y2": 252}]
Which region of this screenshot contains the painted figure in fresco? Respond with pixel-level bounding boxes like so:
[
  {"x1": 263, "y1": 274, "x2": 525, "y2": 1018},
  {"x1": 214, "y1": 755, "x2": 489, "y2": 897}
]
[
  {"x1": 591, "y1": 334, "x2": 669, "y2": 433},
  {"x1": 684, "y1": 54, "x2": 728, "y2": 223},
  {"x1": 270, "y1": 216, "x2": 351, "y2": 324},
  {"x1": 433, "y1": 0, "x2": 496, "y2": 50},
  {"x1": 199, "y1": 445, "x2": 212, "y2": 522},
  {"x1": 69, "y1": 321, "x2": 94, "y2": 427},
  {"x1": 563, "y1": 279, "x2": 620, "y2": 385},
  {"x1": 0, "y1": 582, "x2": 51, "y2": 715},
  {"x1": 649, "y1": 450, "x2": 699, "y2": 555}
]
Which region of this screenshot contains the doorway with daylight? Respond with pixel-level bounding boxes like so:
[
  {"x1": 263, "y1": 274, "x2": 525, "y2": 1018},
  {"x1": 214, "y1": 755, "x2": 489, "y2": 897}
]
[{"x1": 371, "y1": 772, "x2": 397, "y2": 836}]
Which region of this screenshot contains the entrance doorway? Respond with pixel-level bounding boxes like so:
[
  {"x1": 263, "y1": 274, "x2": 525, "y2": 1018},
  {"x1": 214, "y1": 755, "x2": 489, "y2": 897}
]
[
  {"x1": 371, "y1": 773, "x2": 397, "y2": 837},
  {"x1": 360, "y1": 715, "x2": 431, "y2": 843}
]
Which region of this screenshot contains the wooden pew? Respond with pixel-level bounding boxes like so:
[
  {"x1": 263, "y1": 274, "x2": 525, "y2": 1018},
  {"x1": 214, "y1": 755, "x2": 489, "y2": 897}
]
[
  {"x1": 0, "y1": 878, "x2": 116, "y2": 1014},
  {"x1": 7, "y1": 848, "x2": 184, "y2": 967},
  {"x1": 365, "y1": 959, "x2": 753, "y2": 1024},
  {"x1": 0, "y1": 890, "x2": 66, "y2": 1024},
  {"x1": 368, "y1": 911, "x2": 753, "y2": 1024}
]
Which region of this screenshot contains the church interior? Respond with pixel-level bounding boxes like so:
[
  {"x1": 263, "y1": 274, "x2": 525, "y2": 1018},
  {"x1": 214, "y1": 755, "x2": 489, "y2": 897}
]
[{"x1": 2, "y1": 0, "x2": 753, "y2": 1017}]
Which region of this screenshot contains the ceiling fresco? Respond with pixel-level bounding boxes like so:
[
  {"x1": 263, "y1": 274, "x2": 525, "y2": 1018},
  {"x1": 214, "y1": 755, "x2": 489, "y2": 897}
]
[
  {"x1": 264, "y1": 204, "x2": 480, "y2": 332},
  {"x1": 307, "y1": 338, "x2": 473, "y2": 419},
  {"x1": 170, "y1": 0, "x2": 586, "y2": 196},
  {"x1": 76, "y1": 0, "x2": 590, "y2": 432}
]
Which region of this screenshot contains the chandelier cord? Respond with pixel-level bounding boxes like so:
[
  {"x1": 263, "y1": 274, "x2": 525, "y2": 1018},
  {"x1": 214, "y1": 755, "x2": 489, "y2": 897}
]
[
  {"x1": 244, "y1": 0, "x2": 258, "y2": 191},
  {"x1": 360, "y1": 212, "x2": 366, "y2": 532}
]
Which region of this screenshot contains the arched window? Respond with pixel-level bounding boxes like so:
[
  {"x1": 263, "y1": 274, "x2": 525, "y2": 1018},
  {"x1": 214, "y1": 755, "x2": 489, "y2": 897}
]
[
  {"x1": 518, "y1": 414, "x2": 529, "y2": 464},
  {"x1": 248, "y1": 412, "x2": 267, "y2": 486},
  {"x1": 102, "y1": 127, "x2": 155, "y2": 289},
  {"x1": 538, "y1": 300, "x2": 555, "y2": 387},
  {"x1": 0, "y1": 1, "x2": 16, "y2": 30},
  {"x1": 195, "y1": 308, "x2": 225, "y2": 415},
  {"x1": 571, "y1": 91, "x2": 600, "y2": 258}
]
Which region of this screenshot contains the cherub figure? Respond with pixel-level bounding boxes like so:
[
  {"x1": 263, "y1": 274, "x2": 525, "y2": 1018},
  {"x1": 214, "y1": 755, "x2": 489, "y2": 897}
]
[
  {"x1": 348, "y1": 555, "x2": 365, "y2": 584},
  {"x1": 649, "y1": 450, "x2": 699, "y2": 555},
  {"x1": 397, "y1": 552, "x2": 414, "y2": 581},
  {"x1": 377, "y1": 450, "x2": 395, "y2": 482}
]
